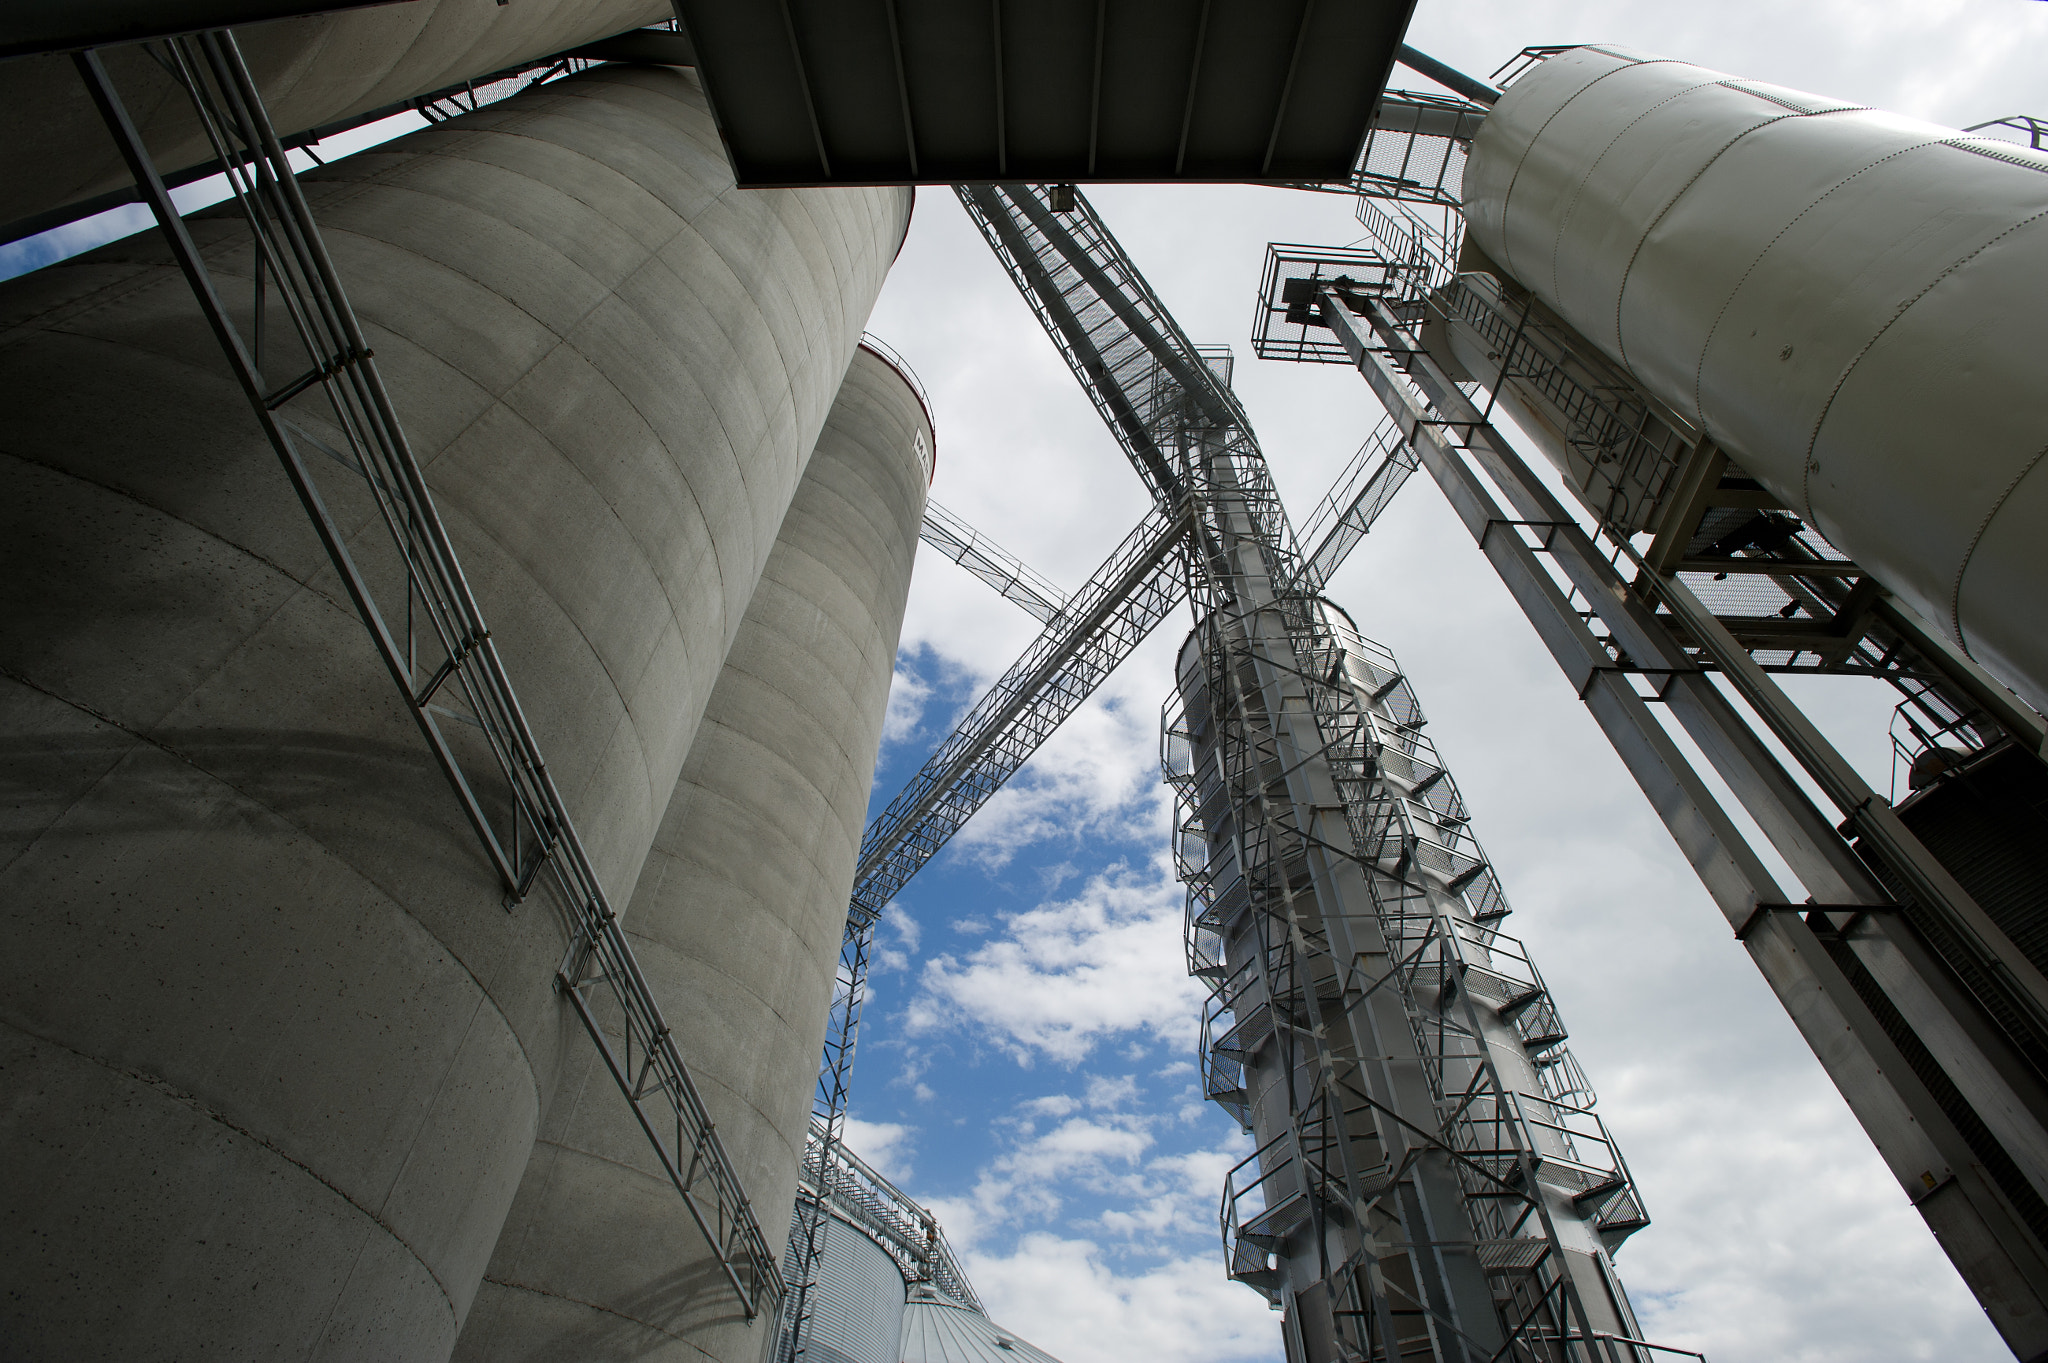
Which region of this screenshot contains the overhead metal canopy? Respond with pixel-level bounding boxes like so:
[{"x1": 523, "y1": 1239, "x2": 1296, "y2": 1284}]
[{"x1": 672, "y1": 0, "x2": 1417, "y2": 187}]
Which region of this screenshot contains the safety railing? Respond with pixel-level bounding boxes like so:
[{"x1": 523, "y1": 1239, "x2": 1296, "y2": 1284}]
[
  {"x1": 1296, "y1": 414, "x2": 1423, "y2": 591},
  {"x1": 792, "y1": 1121, "x2": 982, "y2": 1312},
  {"x1": 919, "y1": 500, "x2": 1069, "y2": 624}
]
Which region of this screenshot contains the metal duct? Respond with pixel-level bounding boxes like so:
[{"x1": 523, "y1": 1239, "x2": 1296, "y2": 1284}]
[{"x1": 0, "y1": 0, "x2": 669, "y2": 235}]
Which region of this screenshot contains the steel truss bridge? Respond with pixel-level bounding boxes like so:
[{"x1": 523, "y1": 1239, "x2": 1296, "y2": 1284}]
[{"x1": 784, "y1": 168, "x2": 1678, "y2": 1359}]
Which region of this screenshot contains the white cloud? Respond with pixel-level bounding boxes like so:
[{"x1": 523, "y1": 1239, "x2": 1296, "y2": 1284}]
[
  {"x1": 1083, "y1": 1074, "x2": 1137, "y2": 1110},
  {"x1": 842, "y1": 1117, "x2": 916, "y2": 1183},
  {"x1": 872, "y1": 901, "x2": 924, "y2": 975},
  {"x1": 883, "y1": 903, "x2": 921, "y2": 952},
  {"x1": 905, "y1": 859, "x2": 1208, "y2": 1064},
  {"x1": 882, "y1": 659, "x2": 935, "y2": 746},
  {"x1": 1020, "y1": 1094, "x2": 1082, "y2": 1119},
  {"x1": 966, "y1": 1235, "x2": 1276, "y2": 1363}
]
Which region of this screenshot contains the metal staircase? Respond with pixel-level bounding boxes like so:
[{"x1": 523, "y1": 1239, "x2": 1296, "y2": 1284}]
[{"x1": 785, "y1": 183, "x2": 1444, "y2": 1361}]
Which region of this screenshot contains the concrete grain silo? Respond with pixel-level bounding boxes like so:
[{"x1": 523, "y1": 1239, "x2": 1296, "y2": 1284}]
[
  {"x1": 0, "y1": 0, "x2": 674, "y2": 235},
  {"x1": 0, "y1": 61, "x2": 908, "y2": 1360},
  {"x1": 454, "y1": 343, "x2": 933, "y2": 1363}
]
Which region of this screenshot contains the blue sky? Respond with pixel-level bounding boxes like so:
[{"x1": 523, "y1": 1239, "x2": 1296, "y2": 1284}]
[
  {"x1": 838, "y1": 634, "x2": 1277, "y2": 1358},
  {"x1": 11, "y1": 5, "x2": 2043, "y2": 1359}
]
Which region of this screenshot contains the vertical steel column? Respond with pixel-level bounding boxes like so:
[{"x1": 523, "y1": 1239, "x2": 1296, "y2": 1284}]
[{"x1": 1317, "y1": 286, "x2": 2048, "y2": 1357}]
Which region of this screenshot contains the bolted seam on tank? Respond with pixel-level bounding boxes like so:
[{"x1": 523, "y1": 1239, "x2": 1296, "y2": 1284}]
[
  {"x1": 1951, "y1": 439, "x2": 2048, "y2": 660},
  {"x1": 1688, "y1": 139, "x2": 1950, "y2": 437},
  {"x1": 1545, "y1": 78, "x2": 1726, "y2": 307},
  {"x1": 1490, "y1": 55, "x2": 1689, "y2": 281}
]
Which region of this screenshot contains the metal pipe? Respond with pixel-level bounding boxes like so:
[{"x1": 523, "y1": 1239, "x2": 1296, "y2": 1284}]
[{"x1": 1395, "y1": 44, "x2": 1501, "y2": 106}]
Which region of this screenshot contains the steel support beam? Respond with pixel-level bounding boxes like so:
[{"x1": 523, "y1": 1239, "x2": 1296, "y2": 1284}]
[
  {"x1": 1320, "y1": 286, "x2": 2048, "y2": 1357},
  {"x1": 918, "y1": 499, "x2": 1069, "y2": 624},
  {"x1": 4, "y1": 0, "x2": 406, "y2": 59}
]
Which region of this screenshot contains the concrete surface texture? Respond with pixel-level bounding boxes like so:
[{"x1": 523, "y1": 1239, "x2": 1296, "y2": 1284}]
[
  {"x1": 452, "y1": 345, "x2": 933, "y2": 1363},
  {"x1": 0, "y1": 63, "x2": 908, "y2": 1361},
  {"x1": 0, "y1": 0, "x2": 668, "y2": 233}
]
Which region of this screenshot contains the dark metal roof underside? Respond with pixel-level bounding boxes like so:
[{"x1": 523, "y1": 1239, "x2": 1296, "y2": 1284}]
[{"x1": 674, "y1": 0, "x2": 1417, "y2": 187}]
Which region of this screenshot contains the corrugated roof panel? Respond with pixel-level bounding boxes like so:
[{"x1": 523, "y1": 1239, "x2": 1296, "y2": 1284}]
[
  {"x1": 673, "y1": 0, "x2": 1417, "y2": 186},
  {"x1": 899, "y1": 1285, "x2": 1068, "y2": 1363}
]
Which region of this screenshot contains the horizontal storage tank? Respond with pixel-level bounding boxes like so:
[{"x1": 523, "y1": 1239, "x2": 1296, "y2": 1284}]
[{"x1": 1462, "y1": 45, "x2": 2048, "y2": 713}]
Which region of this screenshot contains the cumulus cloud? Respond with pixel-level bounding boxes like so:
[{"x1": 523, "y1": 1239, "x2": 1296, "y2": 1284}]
[
  {"x1": 871, "y1": 902, "x2": 924, "y2": 975},
  {"x1": 946, "y1": 679, "x2": 1178, "y2": 871},
  {"x1": 944, "y1": 1080, "x2": 1251, "y2": 1247},
  {"x1": 882, "y1": 657, "x2": 936, "y2": 747},
  {"x1": 966, "y1": 1235, "x2": 1275, "y2": 1363},
  {"x1": 905, "y1": 859, "x2": 1207, "y2": 1063},
  {"x1": 841, "y1": 1117, "x2": 917, "y2": 1182}
]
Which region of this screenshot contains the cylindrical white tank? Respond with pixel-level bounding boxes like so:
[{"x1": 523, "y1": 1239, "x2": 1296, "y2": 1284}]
[
  {"x1": 451, "y1": 344, "x2": 932, "y2": 1363},
  {"x1": 1462, "y1": 45, "x2": 2048, "y2": 712},
  {"x1": 0, "y1": 64, "x2": 908, "y2": 1360}
]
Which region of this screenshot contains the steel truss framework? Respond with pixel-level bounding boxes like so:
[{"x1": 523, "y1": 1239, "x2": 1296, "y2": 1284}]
[
  {"x1": 781, "y1": 182, "x2": 1456, "y2": 1360},
  {"x1": 782, "y1": 179, "x2": 1263, "y2": 1360},
  {"x1": 918, "y1": 499, "x2": 1071, "y2": 624},
  {"x1": 1257, "y1": 195, "x2": 2048, "y2": 1352},
  {"x1": 783, "y1": 174, "x2": 1680, "y2": 1363},
  {"x1": 1151, "y1": 316, "x2": 1666, "y2": 1362},
  {"x1": 70, "y1": 30, "x2": 783, "y2": 1321},
  {"x1": 792, "y1": 1120, "x2": 983, "y2": 1314},
  {"x1": 778, "y1": 493, "x2": 1188, "y2": 1361}
]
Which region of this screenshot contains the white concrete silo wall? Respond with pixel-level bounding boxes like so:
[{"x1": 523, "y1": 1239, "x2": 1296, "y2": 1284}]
[
  {"x1": 0, "y1": 64, "x2": 907, "y2": 1360},
  {"x1": 0, "y1": 0, "x2": 669, "y2": 232},
  {"x1": 453, "y1": 347, "x2": 931, "y2": 1363},
  {"x1": 1462, "y1": 45, "x2": 2048, "y2": 712}
]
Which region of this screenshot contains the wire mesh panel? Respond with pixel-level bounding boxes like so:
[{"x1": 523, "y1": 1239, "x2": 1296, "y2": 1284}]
[
  {"x1": 1253, "y1": 244, "x2": 1412, "y2": 364},
  {"x1": 1297, "y1": 415, "x2": 1422, "y2": 590},
  {"x1": 1349, "y1": 93, "x2": 1487, "y2": 205}
]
